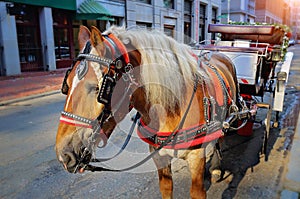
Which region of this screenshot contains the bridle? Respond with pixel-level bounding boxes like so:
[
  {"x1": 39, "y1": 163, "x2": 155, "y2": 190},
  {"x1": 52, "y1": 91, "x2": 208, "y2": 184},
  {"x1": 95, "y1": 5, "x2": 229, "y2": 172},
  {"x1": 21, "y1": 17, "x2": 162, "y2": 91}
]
[{"x1": 59, "y1": 33, "x2": 136, "y2": 173}]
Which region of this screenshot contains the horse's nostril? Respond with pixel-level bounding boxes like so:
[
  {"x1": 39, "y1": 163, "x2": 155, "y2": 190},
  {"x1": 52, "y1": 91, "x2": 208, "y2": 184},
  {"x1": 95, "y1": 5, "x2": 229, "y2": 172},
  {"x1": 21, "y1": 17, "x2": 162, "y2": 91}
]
[{"x1": 61, "y1": 151, "x2": 77, "y2": 171}]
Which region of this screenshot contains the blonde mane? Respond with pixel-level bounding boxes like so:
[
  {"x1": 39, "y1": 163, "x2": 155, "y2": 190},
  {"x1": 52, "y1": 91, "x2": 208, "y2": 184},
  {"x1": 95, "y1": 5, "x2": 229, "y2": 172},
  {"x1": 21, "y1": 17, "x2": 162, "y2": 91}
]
[{"x1": 105, "y1": 26, "x2": 199, "y2": 112}]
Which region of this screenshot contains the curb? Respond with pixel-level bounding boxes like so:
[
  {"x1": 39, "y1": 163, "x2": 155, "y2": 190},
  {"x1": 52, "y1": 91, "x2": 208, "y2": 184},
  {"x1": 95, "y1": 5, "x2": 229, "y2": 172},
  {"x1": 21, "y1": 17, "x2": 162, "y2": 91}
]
[
  {"x1": 0, "y1": 90, "x2": 61, "y2": 106},
  {"x1": 280, "y1": 107, "x2": 300, "y2": 198}
]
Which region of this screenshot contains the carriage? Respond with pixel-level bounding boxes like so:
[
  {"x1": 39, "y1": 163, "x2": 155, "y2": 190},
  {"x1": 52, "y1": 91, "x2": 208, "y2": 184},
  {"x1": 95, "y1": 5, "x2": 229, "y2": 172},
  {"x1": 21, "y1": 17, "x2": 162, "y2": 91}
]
[{"x1": 193, "y1": 23, "x2": 293, "y2": 156}]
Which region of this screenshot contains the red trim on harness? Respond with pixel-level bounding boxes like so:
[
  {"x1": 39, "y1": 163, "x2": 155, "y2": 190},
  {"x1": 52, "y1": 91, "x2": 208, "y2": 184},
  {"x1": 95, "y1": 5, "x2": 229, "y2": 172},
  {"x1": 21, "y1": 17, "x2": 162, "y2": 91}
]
[
  {"x1": 207, "y1": 66, "x2": 233, "y2": 106},
  {"x1": 59, "y1": 115, "x2": 93, "y2": 129},
  {"x1": 190, "y1": 51, "x2": 199, "y2": 61},
  {"x1": 139, "y1": 119, "x2": 206, "y2": 137},
  {"x1": 103, "y1": 39, "x2": 116, "y2": 58},
  {"x1": 108, "y1": 34, "x2": 130, "y2": 64},
  {"x1": 137, "y1": 119, "x2": 224, "y2": 149}
]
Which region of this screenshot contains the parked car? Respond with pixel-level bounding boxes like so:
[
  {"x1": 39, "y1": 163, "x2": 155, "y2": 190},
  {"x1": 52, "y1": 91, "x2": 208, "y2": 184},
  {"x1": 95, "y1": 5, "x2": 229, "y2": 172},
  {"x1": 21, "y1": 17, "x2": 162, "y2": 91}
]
[{"x1": 289, "y1": 39, "x2": 296, "y2": 46}]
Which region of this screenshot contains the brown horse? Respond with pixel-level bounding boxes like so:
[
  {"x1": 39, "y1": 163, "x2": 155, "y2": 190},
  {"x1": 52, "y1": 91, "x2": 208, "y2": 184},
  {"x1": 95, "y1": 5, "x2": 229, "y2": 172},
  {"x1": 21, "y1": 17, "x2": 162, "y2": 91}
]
[{"x1": 55, "y1": 25, "x2": 238, "y2": 199}]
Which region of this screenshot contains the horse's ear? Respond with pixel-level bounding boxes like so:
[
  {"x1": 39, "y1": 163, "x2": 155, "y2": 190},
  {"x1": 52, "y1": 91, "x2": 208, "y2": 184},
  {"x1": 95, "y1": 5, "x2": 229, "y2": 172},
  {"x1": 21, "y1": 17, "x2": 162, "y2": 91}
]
[
  {"x1": 90, "y1": 26, "x2": 105, "y2": 55},
  {"x1": 78, "y1": 25, "x2": 91, "y2": 51}
]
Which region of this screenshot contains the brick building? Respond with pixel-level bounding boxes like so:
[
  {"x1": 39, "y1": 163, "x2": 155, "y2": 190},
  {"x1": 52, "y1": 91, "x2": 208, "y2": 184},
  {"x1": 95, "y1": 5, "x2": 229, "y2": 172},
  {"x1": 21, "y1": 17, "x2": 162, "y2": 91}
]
[
  {"x1": 255, "y1": 0, "x2": 286, "y2": 24},
  {"x1": 290, "y1": 0, "x2": 300, "y2": 40}
]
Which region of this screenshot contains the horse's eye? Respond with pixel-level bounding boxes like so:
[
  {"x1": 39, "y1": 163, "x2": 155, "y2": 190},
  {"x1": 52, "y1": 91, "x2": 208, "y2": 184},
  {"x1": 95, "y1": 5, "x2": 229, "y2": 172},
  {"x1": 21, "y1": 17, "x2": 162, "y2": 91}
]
[
  {"x1": 86, "y1": 83, "x2": 99, "y2": 94},
  {"x1": 91, "y1": 86, "x2": 99, "y2": 94}
]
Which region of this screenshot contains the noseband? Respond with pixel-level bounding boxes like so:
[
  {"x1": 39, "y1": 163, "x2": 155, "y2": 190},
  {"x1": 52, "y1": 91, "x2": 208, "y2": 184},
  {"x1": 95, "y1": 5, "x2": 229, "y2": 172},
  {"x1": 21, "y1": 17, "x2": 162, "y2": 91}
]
[{"x1": 59, "y1": 33, "x2": 135, "y2": 173}]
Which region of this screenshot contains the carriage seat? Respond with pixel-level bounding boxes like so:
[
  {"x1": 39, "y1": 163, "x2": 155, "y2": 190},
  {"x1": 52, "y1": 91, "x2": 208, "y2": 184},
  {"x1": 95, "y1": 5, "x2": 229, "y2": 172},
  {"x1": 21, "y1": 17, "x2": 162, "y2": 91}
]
[{"x1": 208, "y1": 24, "x2": 274, "y2": 35}]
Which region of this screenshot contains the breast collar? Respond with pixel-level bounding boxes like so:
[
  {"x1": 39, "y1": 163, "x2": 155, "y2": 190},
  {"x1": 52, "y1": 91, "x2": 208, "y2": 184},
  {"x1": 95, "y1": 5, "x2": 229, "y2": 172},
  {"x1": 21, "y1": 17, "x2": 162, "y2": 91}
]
[{"x1": 137, "y1": 119, "x2": 223, "y2": 150}]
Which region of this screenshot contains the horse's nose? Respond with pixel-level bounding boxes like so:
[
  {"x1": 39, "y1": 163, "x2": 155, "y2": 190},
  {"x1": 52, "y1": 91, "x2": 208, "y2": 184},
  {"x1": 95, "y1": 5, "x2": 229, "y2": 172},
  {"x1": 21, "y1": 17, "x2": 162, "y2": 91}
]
[{"x1": 59, "y1": 151, "x2": 77, "y2": 173}]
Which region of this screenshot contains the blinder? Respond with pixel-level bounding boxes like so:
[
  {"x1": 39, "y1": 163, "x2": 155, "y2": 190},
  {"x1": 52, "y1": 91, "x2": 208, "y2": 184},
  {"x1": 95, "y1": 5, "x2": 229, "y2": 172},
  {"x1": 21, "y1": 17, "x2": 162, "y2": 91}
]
[
  {"x1": 61, "y1": 68, "x2": 71, "y2": 95},
  {"x1": 76, "y1": 60, "x2": 88, "y2": 80},
  {"x1": 61, "y1": 59, "x2": 123, "y2": 107},
  {"x1": 61, "y1": 59, "x2": 89, "y2": 95},
  {"x1": 97, "y1": 73, "x2": 116, "y2": 105},
  {"x1": 61, "y1": 41, "x2": 92, "y2": 95}
]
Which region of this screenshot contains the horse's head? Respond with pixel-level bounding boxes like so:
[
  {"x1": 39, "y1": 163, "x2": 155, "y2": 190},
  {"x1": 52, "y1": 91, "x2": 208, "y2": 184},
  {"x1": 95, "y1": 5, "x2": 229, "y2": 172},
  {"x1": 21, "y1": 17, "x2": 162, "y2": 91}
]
[{"x1": 55, "y1": 25, "x2": 140, "y2": 173}]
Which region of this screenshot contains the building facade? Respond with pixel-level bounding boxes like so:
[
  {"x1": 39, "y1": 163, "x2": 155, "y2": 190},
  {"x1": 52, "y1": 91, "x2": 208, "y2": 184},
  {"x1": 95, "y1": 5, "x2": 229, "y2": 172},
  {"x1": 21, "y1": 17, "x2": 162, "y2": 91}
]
[
  {"x1": 290, "y1": 0, "x2": 300, "y2": 40},
  {"x1": 125, "y1": 0, "x2": 222, "y2": 43},
  {"x1": 0, "y1": 0, "x2": 222, "y2": 76},
  {"x1": 255, "y1": 0, "x2": 285, "y2": 24},
  {"x1": 220, "y1": 0, "x2": 256, "y2": 23}
]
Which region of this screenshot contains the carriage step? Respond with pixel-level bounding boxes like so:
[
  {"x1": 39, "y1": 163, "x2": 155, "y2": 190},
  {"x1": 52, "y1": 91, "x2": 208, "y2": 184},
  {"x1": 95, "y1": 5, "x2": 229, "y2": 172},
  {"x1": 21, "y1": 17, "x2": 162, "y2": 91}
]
[{"x1": 256, "y1": 102, "x2": 271, "y2": 109}]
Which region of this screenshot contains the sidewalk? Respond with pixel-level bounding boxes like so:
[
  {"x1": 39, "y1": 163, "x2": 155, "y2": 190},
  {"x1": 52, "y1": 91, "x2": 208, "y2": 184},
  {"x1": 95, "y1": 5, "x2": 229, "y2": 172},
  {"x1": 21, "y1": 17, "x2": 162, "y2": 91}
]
[
  {"x1": 280, "y1": 47, "x2": 300, "y2": 198},
  {"x1": 0, "y1": 69, "x2": 67, "y2": 105},
  {"x1": 281, "y1": 112, "x2": 300, "y2": 198}
]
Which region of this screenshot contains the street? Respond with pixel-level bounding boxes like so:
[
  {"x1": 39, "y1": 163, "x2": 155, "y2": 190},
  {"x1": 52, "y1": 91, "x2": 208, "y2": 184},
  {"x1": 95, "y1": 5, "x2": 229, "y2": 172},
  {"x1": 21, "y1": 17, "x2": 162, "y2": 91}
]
[{"x1": 0, "y1": 45, "x2": 299, "y2": 199}]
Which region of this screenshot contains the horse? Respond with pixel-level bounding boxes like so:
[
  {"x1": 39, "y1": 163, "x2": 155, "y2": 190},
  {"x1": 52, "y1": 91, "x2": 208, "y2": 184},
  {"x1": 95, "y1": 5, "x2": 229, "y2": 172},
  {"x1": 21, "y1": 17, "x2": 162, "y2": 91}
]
[{"x1": 55, "y1": 25, "x2": 239, "y2": 199}]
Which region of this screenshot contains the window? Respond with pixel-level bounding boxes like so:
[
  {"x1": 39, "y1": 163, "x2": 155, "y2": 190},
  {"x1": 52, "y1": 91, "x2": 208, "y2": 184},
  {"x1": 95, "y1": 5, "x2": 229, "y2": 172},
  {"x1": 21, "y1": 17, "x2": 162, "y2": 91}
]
[
  {"x1": 211, "y1": 8, "x2": 217, "y2": 24},
  {"x1": 54, "y1": 28, "x2": 70, "y2": 59},
  {"x1": 15, "y1": 4, "x2": 42, "y2": 71},
  {"x1": 137, "y1": 0, "x2": 151, "y2": 4},
  {"x1": 53, "y1": 9, "x2": 72, "y2": 60},
  {"x1": 53, "y1": 9, "x2": 74, "y2": 68},
  {"x1": 136, "y1": 22, "x2": 152, "y2": 29},
  {"x1": 184, "y1": 22, "x2": 192, "y2": 44},
  {"x1": 164, "y1": 25, "x2": 175, "y2": 38},
  {"x1": 199, "y1": 4, "x2": 206, "y2": 42},
  {"x1": 164, "y1": 0, "x2": 174, "y2": 9},
  {"x1": 200, "y1": 4, "x2": 206, "y2": 22},
  {"x1": 184, "y1": 0, "x2": 192, "y2": 13},
  {"x1": 211, "y1": 7, "x2": 218, "y2": 40},
  {"x1": 184, "y1": 0, "x2": 192, "y2": 44}
]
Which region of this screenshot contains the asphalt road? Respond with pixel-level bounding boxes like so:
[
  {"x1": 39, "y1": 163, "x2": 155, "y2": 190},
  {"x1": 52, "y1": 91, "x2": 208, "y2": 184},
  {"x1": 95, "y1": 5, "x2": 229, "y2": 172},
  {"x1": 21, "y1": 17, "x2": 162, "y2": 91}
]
[{"x1": 0, "y1": 45, "x2": 299, "y2": 199}]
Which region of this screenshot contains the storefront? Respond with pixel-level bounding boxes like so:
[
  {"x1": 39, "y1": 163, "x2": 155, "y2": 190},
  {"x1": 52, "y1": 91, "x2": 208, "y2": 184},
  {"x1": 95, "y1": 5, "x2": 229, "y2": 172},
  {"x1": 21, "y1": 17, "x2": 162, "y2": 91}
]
[
  {"x1": 1, "y1": 0, "x2": 114, "y2": 75},
  {"x1": 52, "y1": 9, "x2": 74, "y2": 69},
  {"x1": 12, "y1": 4, "x2": 42, "y2": 71},
  {"x1": 2, "y1": 0, "x2": 77, "y2": 74}
]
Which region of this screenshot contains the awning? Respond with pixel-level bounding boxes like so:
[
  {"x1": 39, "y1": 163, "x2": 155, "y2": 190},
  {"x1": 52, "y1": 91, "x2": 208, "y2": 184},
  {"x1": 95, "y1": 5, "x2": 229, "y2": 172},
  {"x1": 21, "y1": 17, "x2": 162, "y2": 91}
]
[
  {"x1": 4, "y1": 0, "x2": 76, "y2": 10},
  {"x1": 76, "y1": 0, "x2": 114, "y2": 21},
  {"x1": 217, "y1": 14, "x2": 228, "y2": 19}
]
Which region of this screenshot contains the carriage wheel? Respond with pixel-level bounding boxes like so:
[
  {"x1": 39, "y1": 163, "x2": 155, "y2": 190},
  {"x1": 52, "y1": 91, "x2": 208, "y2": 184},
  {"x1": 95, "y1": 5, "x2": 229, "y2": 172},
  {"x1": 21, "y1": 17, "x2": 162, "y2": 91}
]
[
  {"x1": 272, "y1": 111, "x2": 280, "y2": 128},
  {"x1": 256, "y1": 102, "x2": 272, "y2": 161},
  {"x1": 263, "y1": 104, "x2": 272, "y2": 161}
]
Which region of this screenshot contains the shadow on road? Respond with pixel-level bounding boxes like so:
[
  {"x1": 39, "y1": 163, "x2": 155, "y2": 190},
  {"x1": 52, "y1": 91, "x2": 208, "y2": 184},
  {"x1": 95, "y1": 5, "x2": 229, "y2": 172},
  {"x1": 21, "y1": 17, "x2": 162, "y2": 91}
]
[{"x1": 205, "y1": 122, "x2": 280, "y2": 198}]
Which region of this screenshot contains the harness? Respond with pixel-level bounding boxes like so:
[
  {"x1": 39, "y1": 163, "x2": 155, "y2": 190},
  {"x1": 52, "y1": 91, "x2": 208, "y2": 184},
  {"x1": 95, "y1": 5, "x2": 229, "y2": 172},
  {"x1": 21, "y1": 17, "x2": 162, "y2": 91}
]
[
  {"x1": 59, "y1": 32, "x2": 239, "y2": 172},
  {"x1": 137, "y1": 53, "x2": 233, "y2": 150}
]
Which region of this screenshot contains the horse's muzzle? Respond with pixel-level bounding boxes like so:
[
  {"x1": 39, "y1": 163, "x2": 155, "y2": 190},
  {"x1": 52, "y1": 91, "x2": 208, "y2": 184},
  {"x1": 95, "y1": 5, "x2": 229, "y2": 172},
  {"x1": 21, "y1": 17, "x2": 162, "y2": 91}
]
[{"x1": 59, "y1": 147, "x2": 92, "y2": 173}]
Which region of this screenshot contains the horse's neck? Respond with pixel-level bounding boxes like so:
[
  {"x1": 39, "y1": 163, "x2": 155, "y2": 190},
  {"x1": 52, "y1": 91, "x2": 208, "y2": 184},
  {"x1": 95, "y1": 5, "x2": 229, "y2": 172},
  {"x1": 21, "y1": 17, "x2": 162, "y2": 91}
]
[
  {"x1": 131, "y1": 87, "x2": 207, "y2": 133},
  {"x1": 125, "y1": 42, "x2": 207, "y2": 131}
]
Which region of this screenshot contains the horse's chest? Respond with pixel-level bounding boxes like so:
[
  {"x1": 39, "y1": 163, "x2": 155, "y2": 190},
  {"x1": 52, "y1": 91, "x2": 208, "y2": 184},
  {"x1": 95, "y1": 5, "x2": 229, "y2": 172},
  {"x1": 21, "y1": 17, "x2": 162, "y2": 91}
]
[{"x1": 158, "y1": 149, "x2": 189, "y2": 158}]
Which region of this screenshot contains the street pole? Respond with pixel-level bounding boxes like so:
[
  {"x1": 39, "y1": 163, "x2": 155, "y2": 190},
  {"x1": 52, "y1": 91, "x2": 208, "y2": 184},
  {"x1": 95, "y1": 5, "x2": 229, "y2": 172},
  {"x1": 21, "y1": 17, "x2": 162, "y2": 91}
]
[{"x1": 227, "y1": 0, "x2": 230, "y2": 23}]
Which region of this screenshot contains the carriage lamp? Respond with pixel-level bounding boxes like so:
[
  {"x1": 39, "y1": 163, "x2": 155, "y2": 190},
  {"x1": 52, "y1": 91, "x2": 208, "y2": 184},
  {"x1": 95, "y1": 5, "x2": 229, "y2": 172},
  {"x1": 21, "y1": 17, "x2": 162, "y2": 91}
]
[
  {"x1": 277, "y1": 71, "x2": 287, "y2": 92},
  {"x1": 271, "y1": 45, "x2": 282, "y2": 62}
]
